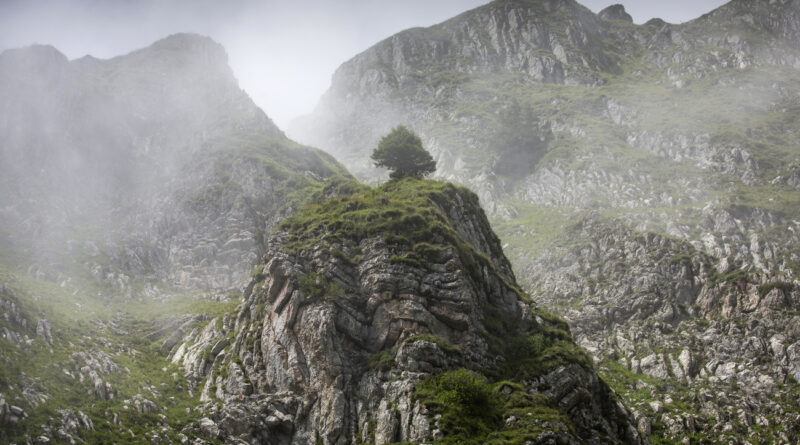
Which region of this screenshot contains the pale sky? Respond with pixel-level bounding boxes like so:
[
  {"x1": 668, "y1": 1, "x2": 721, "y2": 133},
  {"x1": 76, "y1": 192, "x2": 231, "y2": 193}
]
[{"x1": 0, "y1": 0, "x2": 729, "y2": 129}]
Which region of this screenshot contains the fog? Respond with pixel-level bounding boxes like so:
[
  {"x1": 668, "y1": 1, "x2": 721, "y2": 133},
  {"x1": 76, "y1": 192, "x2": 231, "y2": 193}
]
[
  {"x1": 0, "y1": 0, "x2": 727, "y2": 129},
  {"x1": 0, "y1": 0, "x2": 752, "y2": 298}
]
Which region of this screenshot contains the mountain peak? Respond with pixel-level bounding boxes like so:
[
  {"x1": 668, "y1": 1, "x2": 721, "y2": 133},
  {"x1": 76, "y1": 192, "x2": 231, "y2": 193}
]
[
  {"x1": 0, "y1": 44, "x2": 68, "y2": 74},
  {"x1": 598, "y1": 4, "x2": 633, "y2": 23},
  {"x1": 126, "y1": 33, "x2": 229, "y2": 69},
  {"x1": 149, "y1": 33, "x2": 226, "y2": 57},
  {"x1": 0, "y1": 44, "x2": 72, "y2": 92},
  {"x1": 0, "y1": 43, "x2": 66, "y2": 60}
]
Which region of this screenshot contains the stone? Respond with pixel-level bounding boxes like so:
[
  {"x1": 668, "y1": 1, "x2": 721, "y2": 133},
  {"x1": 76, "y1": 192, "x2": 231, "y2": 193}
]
[
  {"x1": 637, "y1": 416, "x2": 651, "y2": 436},
  {"x1": 678, "y1": 349, "x2": 696, "y2": 378},
  {"x1": 649, "y1": 401, "x2": 663, "y2": 414},
  {"x1": 198, "y1": 417, "x2": 221, "y2": 438},
  {"x1": 36, "y1": 319, "x2": 52, "y2": 345}
]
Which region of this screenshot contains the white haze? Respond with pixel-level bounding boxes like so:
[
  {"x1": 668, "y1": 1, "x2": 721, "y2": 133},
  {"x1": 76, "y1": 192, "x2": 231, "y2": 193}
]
[{"x1": 0, "y1": 0, "x2": 728, "y2": 130}]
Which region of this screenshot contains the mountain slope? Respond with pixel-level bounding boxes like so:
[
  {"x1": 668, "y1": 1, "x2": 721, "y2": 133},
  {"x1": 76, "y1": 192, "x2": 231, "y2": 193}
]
[
  {"x1": 527, "y1": 217, "x2": 800, "y2": 441},
  {"x1": 291, "y1": 0, "x2": 800, "y2": 442},
  {"x1": 0, "y1": 35, "x2": 350, "y2": 443},
  {"x1": 291, "y1": 0, "x2": 800, "y2": 269},
  {"x1": 0, "y1": 33, "x2": 348, "y2": 291}
]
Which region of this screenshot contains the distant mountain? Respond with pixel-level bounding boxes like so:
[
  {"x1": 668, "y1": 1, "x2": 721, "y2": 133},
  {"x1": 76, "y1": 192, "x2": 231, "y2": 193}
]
[
  {"x1": 0, "y1": 33, "x2": 347, "y2": 292},
  {"x1": 292, "y1": 0, "x2": 800, "y2": 441},
  {"x1": 0, "y1": 34, "x2": 353, "y2": 444}
]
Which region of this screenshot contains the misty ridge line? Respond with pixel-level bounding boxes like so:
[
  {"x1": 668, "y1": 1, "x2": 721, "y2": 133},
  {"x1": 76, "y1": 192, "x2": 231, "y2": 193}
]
[
  {"x1": 0, "y1": 32, "x2": 349, "y2": 296},
  {"x1": 0, "y1": 0, "x2": 729, "y2": 129}
]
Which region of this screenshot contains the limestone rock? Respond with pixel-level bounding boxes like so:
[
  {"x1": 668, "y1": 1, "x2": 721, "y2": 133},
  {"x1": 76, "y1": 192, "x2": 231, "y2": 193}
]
[
  {"x1": 528, "y1": 216, "x2": 800, "y2": 442},
  {"x1": 35, "y1": 318, "x2": 52, "y2": 345}
]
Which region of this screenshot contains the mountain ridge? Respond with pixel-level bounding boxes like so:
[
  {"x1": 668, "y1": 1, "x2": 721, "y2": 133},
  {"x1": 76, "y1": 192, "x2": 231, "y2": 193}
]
[{"x1": 0, "y1": 33, "x2": 348, "y2": 292}]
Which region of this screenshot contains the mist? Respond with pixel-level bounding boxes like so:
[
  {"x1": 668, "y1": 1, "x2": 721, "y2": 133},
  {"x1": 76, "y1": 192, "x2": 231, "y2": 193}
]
[
  {"x1": 0, "y1": 0, "x2": 728, "y2": 129},
  {"x1": 2, "y1": 1, "x2": 800, "y2": 443}
]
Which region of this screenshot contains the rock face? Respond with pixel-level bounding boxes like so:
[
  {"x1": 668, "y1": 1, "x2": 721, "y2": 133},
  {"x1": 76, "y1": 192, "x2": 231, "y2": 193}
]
[
  {"x1": 72, "y1": 350, "x2": 120, "y2": 401},
  {"x1": 0, "y1": 33, "x2": 348, "y2": 293},
  {"x1": 526, "y1": 216, "x2": 800, "y2": 442},
  {"x1": 292, "y1": 0, "x2": 620, "y2": 182},
  {"x1": 172, "y1": 178, "x2": 641, "y2": 444},
  {"x1": 0, "y1": 283, "x2": 31, "y2": 346}
]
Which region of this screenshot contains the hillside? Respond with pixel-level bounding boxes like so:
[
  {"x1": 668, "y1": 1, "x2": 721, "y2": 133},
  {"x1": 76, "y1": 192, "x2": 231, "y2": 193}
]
[
  {"x1": 0, "y1": 33, "x2": 348, "y2": 292},
  {"x1": 291, "y1": 0, "x2": 800, "y2": 271},
  {"x1": 291, "y1": 0, "x2": 800, "y2": 442},
  {"x1": 0, "y1": 35, "x2": 350, "y2": 443}
]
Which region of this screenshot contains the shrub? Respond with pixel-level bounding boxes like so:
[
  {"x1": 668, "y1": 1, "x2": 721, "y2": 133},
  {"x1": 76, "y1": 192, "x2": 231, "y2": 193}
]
[{"x1": 414, "y1": 368, "x2": 501, "y2": 438}]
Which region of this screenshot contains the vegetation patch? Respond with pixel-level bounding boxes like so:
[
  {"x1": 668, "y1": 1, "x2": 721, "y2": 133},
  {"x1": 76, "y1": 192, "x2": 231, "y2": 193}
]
[
  {"x1": 482, "y1": 303, "x2": 592, "y2": 382},
  {"x1": 414, "y1": 368, "x2": 574, "y2": 444},
  {"x1": 758, "y1": 281, "x2": 793, "y2": 298},
  {"x1": 297, "y1": 271, "x2": 344, "y2": 300},
  {"x1": 414, "y1": 368, "x2": 501, "y2": 440},
  {"x1": 278, "y1": 177, "x2": 520, "y2": 301}
]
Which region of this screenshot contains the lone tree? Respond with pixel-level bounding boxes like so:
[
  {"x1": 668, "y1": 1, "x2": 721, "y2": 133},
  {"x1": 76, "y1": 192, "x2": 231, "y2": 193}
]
[{"x1": 371, "y1": 125, "x2": 436, "y2": 179}]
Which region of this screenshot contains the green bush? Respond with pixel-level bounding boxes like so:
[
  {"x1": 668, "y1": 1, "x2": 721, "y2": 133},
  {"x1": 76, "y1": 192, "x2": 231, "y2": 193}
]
[
  {"x1": 367, "y1": 349, "x2": 395, "y2": 371},
  {"x1": 414, "y1": 368, "x2": 501, "y2": 438}
]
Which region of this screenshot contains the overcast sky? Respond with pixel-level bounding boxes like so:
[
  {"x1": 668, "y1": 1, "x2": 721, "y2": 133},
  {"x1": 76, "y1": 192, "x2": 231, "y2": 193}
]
[{"x1": 0, "y1": 0, "x2": 729, "y2": 129}]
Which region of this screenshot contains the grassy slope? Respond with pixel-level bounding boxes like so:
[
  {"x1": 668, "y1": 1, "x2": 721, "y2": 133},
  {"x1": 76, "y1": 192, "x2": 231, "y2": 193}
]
[
  {"x1": 0, "y1": 240, "x2": 236, "y2": 443},
  {"x1": 0, "y1": 133, "x2": 348, "y2": 443}
]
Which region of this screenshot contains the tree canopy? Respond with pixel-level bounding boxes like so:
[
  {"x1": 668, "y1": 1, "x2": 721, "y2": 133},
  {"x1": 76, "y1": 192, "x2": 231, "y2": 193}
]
[{"x1": 371, "y1": 125, "x2": 436, "y2": 179}]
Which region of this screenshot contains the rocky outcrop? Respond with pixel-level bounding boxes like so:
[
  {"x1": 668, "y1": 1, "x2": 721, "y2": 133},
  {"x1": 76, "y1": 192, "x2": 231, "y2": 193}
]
[
  {"x1": 53, "y1": 409, "x2": 94, "y2": 444},
  {"x1": 172, "y1": 179, "x2": 641, "y2": 444},
  {"x1": 36, "y1": 319, "x2": 52, "y2": 345},
  {"x1": 0, "y1": 282, "x2": 32, "y2": 346},
  {"x1": 71, "y1": 350, "x2": 120, "y2": 401},
  {"x1": 0, "y1": 394, "x2": 27, "y2": 425},
  {"x1": 526, "y1": 216, "x2": 800, "y2": 442}
]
